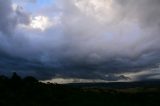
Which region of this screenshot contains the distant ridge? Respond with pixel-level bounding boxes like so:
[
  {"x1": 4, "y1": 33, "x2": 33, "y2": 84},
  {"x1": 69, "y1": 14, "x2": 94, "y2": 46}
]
[{"x1": 65, "y1": 80, "x2": 160, "y2": 88}]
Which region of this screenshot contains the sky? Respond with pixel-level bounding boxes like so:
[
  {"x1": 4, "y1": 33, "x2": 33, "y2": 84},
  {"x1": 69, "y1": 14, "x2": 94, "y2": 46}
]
[{"x1": 0, "y1": 0, "x2": 160, "y2": 83}]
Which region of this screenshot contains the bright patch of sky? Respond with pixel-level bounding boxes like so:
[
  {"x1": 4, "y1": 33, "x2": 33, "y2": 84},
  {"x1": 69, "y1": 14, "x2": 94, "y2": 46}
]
[
  {"x1": 27, "y1": 0, "x2": 54, "y2": 12},
  {"x1": 13, "y1": 0, "x2": 54, "y2": 13},
  {"x1": 13, "y1": 0, "x2": 57, "y2": 31},
  {"x1": 30, "y1": 15, "x2": 52, "y2": 31}
]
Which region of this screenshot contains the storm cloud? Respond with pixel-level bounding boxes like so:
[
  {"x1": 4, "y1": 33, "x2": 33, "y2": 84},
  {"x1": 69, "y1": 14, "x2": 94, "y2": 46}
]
[{"x1": 0, "y1": 0, "x2": 160, "y2": 81}]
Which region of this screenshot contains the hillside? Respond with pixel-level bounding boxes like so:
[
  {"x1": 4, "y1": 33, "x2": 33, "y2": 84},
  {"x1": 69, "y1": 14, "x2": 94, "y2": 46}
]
[{"x1": 0, "y1": 73, "x2": 160, "y2": 106}]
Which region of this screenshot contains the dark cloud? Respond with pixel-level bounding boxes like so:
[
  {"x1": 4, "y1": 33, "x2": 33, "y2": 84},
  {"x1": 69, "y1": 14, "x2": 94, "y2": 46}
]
[{"x1": 0, "y1": 0, "x2": 160, "y2": 81}]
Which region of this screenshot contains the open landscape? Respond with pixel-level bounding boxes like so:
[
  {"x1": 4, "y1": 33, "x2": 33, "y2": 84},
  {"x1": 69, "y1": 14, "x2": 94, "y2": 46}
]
[
  {"x1": 0, "y1": 0, "x2": 160, "y2": 105},
  {"x1": 0, "y1": 73, "x2": 160, "y2": 106}
]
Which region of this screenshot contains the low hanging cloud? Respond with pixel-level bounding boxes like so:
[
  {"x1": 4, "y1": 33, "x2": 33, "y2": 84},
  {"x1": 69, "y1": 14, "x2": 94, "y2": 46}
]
[{"x1": 0, "y1": 0, "x2": 160, "y2": 81}]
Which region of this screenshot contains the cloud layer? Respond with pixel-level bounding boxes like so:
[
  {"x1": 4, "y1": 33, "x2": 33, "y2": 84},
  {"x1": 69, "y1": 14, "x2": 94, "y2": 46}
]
[{"x1": 0, "y1": 0, "x2": 160, "y2": 81}]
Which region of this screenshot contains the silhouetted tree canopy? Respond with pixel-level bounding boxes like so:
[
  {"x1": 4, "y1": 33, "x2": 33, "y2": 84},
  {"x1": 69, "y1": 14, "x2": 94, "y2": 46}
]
[{"x1": 11, "y1": 72, "x2": 21, "y2": 81}]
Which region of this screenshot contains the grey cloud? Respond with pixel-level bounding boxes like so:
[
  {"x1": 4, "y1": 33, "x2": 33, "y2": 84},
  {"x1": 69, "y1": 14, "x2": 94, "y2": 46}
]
[
  {"x1": 0, "y1": 0, "x2": 160, "y2": 81},
  {"x1": 0, "y1": 0, "x2": 16, "y2": 35},
  {"x1": 114, "y1": 0, "x2": 160, "y2": 26},
  {"x1": 15, "y1": 5, "x2": 30, "y2": 25},
  {"x1": 0, "y1": 0, "x2": 30, "y2": 35},
  {"x1": 13, "y1": 0, "x2": 37, "y2": 4}
]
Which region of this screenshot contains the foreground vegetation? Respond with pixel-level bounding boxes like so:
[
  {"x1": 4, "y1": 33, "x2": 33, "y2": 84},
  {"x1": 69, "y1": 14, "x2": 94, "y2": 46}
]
[{"x1": 0, "y1": 73, "x2": 160, "y2": 106}]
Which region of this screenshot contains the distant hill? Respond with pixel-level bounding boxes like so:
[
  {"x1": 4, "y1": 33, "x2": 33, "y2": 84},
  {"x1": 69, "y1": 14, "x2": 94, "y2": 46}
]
[{"x1": 65, "y1": 80, "x2": 160, "y2": 89}]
